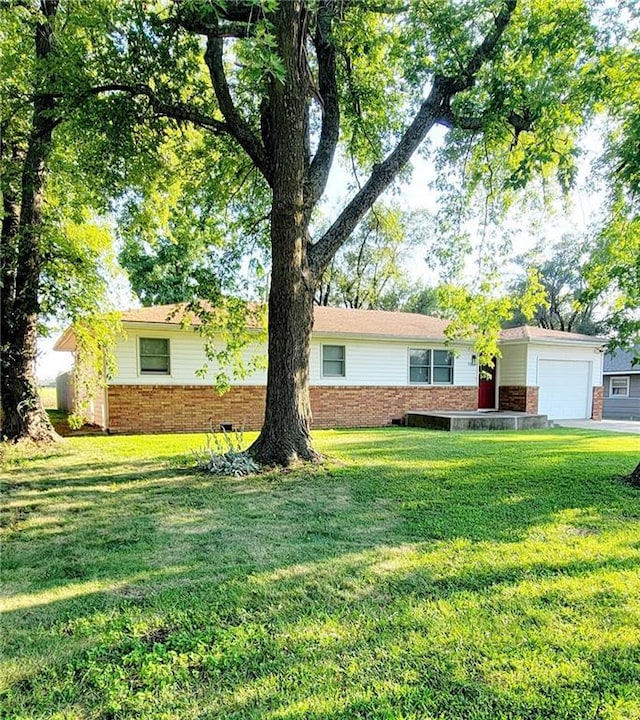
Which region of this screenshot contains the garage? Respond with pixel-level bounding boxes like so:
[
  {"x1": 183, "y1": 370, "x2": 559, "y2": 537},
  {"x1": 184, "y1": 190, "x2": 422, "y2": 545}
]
[{"x1": 538, "y1": 359, "x2": 592, "y2": 419}]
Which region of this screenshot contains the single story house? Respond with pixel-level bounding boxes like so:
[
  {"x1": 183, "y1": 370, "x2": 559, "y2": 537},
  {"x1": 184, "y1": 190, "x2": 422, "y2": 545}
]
[
  {"x1": 603, "y1": 347, "x2": 640, "y2": 421},
  {"x1": 54, "y1": 304, "x2": 605, "y2": 433}
]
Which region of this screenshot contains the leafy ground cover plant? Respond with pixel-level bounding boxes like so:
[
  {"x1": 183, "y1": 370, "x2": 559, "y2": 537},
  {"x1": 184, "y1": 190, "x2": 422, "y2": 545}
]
[
  {"x1": 193, "y1": 425, "x2": 261, "y2": 477},
  {"x1": 1, "y1": 427, "x2": 639, "y2": 719}
]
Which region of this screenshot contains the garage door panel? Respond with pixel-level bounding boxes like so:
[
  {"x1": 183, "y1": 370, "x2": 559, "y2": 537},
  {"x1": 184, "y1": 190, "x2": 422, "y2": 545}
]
[{"x1": 538, "y1": 360, "x2": 591, "y2": 419}]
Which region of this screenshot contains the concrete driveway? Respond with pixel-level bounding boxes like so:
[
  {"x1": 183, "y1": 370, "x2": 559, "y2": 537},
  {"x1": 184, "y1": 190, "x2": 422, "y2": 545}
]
[{"x1": 554, "y1": 419, "x2": 640, "y2": 434}]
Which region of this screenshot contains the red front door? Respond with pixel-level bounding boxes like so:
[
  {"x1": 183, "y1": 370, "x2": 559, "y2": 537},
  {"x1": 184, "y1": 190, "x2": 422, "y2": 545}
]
[{"x1": 478, "y1": 362, "x2": 497, "y2": 409}]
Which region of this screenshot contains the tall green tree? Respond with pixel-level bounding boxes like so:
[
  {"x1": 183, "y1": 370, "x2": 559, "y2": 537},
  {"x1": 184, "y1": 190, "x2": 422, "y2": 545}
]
[
  {"x1": 580, "y1": 13, "x2": 640, "y2": 484},
  {"x1": 1, "y1": 1, "x2": 124, "y2": 441},
  {"x1": 0, "y1": 1, "x2": 212, "y2": 441},
  {"x1": 315, "y1": 206, "x2": 414, "y2": 309},
  {"x1": 1, "y1": 0, "x2": 70, "y2": 441},
  {"x1": 506, "y1": 236, "x2": 604, "y2": 334},
  {"x1": 583, "y1": 29, "x2": 640, "y2": 351},
  {"x1": 3, "y1": 1, "x2": 603, "y2": 463},
  {"x1": 116, "y1": 0, "x2": 596, "y2": 465},
  {"x1": 117, "y1": 129, "x2": 271, "y2": 307}
]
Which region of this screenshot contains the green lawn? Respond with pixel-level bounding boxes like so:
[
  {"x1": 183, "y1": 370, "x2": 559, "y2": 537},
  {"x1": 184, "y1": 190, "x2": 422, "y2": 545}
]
[
  {"x1": 1, "y1": 428, "x2": 639, "y2": 720},
  {"x1": 38, "y1": 386, "x2": 58, "y2": 409}
]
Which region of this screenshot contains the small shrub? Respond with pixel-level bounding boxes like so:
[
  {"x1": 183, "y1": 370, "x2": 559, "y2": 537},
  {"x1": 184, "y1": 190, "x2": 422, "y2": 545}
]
[{"x1": 193, "y1": 425, "x2": 261, "y2": 477}]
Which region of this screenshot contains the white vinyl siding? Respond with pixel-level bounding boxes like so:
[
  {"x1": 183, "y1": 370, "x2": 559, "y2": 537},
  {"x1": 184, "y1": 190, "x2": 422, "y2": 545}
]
[
  {"x1": 499, "y1": 344, "x2": 527, "y2": 385},
  {"x1": 310, "y1": 338, "x2": 474, "y2": 387},
  {"x1": 111, "y1": 325, "x2": 474, "y2": 388},
  {"x1": 111, "y1": 327, "x2": 267, "y2": 386}
]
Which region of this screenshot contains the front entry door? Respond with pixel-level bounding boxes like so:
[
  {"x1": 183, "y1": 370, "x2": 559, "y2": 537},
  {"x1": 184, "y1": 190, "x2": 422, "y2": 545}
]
[{"x1": 478, "y1": 362, "x2": 497, "y2": 409}]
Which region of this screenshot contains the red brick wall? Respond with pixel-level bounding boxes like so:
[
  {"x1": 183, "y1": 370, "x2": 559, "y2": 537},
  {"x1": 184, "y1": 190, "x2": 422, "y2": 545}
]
[
  {"x1": 310, "y1": 385, "x2": 477, "y2": 428},
  {"x1": 591, "y1": 386, "x2": 603, "y2": 420},
  {"x1": 499, "y1": 386, "x2": 539, "y2": 414},
  {"x1": 106, "y1": 384, "x2": 478, "y2": 433},
  {"x1": 107, "y1": 385, "x2": 266, "y2": 433}
]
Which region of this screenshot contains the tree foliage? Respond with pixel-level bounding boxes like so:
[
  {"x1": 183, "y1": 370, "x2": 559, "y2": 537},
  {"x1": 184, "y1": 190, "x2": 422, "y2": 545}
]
[
  {"x1": 117, "y1": 129, "x2": 271, "y2": 307},
  {"x1": 583, "y1": 17, "x2": 640, "y2": 350},
  {"x1": 1, "y1": 0, "x2": 614, "y2": 463},
  {"x1": 506, "y1": 235, "x2": 604, "y2": 334},
  {"x1": 315, "y1": 206, "x2": 416, "y2": 310}
]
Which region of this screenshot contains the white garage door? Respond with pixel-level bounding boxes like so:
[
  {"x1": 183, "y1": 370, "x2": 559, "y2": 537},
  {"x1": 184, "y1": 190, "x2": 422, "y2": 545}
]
[{"x1": 538, "y1": 360, "x2": 591, "y2": 419}]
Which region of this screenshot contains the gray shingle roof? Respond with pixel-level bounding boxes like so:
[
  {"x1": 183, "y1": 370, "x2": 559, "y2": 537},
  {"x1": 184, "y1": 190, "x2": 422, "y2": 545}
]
[{"x1": 604, "y1": 348, "x2": 640, "y2": 373}]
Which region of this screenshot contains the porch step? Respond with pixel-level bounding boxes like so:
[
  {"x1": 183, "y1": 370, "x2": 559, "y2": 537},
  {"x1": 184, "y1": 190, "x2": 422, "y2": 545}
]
[{"x1": 405, "y1": 410, "x2": 549, "y2": 431}]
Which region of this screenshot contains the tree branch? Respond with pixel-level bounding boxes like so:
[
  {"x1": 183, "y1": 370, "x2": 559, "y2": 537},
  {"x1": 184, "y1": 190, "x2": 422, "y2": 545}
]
[
  {"x1": 174, "y1": 0, "x2": 262, "y2": 31},
  {"x1": 204, "y1": 35, "x2": 271, "y2": 183},
  {"x1": 438, "y1": 100, "x2": 535, "y2": 135},
  {"x1": 309, "y1": 0, "x2": 518, "y2": 274},
  {"x1": 64, "y1": 83, "x2": 230, "y2": 134},
  {"x1": 305, "y1": 0, "x2": 340, "y2": 212},
  {"x1": 309, "y1": 79, "x2": 451, "y2": 274},
  {"x1": 444, "y1": 0, "x2": 517, "y2": 94}
]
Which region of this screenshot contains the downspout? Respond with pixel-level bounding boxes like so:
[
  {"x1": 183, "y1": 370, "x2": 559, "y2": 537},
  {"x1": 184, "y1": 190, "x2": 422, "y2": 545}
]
[{"x1": 102, "y1": 351, "x2": 110, "y2": 433}]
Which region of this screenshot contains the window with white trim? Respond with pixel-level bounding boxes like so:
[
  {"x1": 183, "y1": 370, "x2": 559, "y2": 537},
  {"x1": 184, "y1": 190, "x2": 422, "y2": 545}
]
[
  {"x1": 139, "y1": 338, "x2": 170, "y2": 374},
  {"x1": 409, "y1": 349, "x2": 431, "y2": 383},
  {"x1": 610, "y1": 376, "x2": 629, "y2": 397},
  {"x1": 322, "y1": 345, "x2": 345, "y2": 377},
  {"x1": 433, "y1": 349, "x2": 454, "y2": 384},
  {"x1": 409, "y1": 348, "x2": 454, "y2": 385}
]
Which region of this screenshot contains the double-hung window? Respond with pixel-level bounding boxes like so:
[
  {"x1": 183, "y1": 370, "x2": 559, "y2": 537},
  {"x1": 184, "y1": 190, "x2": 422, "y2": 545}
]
[
  {"x1": 409, "y1": 348, "x2": 454, "y2": 385},
  {"x1": 139, "y1": 338, "x2": 170, "y2": 374},
  {"x1": 322, "y1": 345, "x2": 346, "y2": 377},
  {"x1": 409, "y1": 349, "x2": 431, "y2": 384},
  {"x1": 433, "y1": 350, "x2": 454, "y2": 384},
  {"x1": 610, "y1": 376, "x2": 629, "y2": 397}
]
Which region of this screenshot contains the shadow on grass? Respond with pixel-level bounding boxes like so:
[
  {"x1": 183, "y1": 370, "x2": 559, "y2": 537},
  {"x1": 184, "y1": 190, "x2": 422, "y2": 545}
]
[{"x1": 1, "y1": 428, "x2": 639, "y2": 718}]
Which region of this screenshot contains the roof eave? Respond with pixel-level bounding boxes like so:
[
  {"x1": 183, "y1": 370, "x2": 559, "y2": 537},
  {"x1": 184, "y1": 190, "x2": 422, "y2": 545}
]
[
  {"x1": 603, "y1": 369, "x2": 640, "y2": 375},
  {"x1": 53, "y1": 327, "x2": 76, "y2": 352},
  {"x1": 311, "y1": 330, "x2": 469, "y2": 344},
  {"x1": 499, "y1": 336, "x2": 606, "y2": 348}
]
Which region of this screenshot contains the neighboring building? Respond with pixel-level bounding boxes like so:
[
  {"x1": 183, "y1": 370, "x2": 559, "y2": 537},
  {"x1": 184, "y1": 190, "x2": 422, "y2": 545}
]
[
  {"x1": 603, "y1": 348, "x2": 640, "y2": 421},
  {"x1": 54, "y1": 304, "x2": 605, "y2": 433}
]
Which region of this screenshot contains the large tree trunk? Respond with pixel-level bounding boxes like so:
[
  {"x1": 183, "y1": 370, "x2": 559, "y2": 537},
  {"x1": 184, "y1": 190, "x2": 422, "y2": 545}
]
[
  {"x1": 248, "y1": 230, "x2": 319, "y2": 465},
  {"x1": 626, "y1": 462, "x2": 640, "y2": 488},
  {"x1": 0, "y1": 0, "x2": 61, "y2": 443},
  {"x1": 248, "y1": 2, "x2": 320, "y2": 466}
]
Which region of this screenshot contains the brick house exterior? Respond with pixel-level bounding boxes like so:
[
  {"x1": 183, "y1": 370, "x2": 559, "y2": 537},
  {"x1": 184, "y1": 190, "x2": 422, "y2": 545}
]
[{"x1": 54, "y1": 304, "x2": 605, "y2": 433}]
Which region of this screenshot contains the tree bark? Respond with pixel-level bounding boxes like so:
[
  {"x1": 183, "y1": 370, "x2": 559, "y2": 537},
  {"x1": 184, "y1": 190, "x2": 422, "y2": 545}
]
[
  {"x1": 248, "y1": 230, "x2": 320, "y2": 466},
  {"x1": 248, "y1": 1, "x2": 320, "y2": 465},
  {"x1": 1, "y1": 0, "x2": 61, "y2": 443},
  {"x1": 626, "y1": 462, "x2": 640, "y2": 488}
]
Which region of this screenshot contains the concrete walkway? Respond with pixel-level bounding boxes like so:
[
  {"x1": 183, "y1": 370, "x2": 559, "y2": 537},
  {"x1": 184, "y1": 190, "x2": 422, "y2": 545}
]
[{"x1": 554, "y1": 419, "x2": 640, "y2": 434}]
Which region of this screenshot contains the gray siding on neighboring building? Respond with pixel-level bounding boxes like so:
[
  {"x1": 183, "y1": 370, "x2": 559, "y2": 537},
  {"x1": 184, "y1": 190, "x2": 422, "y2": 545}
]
[{"x1": 603, "y1": 374, "x2": 640, "y2": 420}]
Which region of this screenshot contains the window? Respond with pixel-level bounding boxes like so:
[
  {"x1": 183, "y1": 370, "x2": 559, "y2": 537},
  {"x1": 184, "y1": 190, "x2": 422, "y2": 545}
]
[
  {"x1": 610, "y1": 376, "x2": 629, "y2": 397},
  {"x1": 139, "y1": 338, "x2": 170, "y2": 374},
  {"x1": 409, "y1": 349, "x2": 431, "y2": 383},
  {"x1": 409, "y1": 348, "x2": 454, "y2": 385},
  {"x1": 322, "y1": 345, "x2": 345, "y2": 377},
  {"x1": 433, "y1": 350, "x2": 454, "y2": 384}
]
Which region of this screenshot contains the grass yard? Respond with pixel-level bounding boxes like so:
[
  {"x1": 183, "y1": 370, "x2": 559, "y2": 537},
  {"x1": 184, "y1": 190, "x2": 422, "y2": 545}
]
[
  {"x1": 1, "y1": 427, "x2": 639, "y2": 720},
  {"x1": 38, "y1": 386, "x2": 58, "y2": 409}
]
